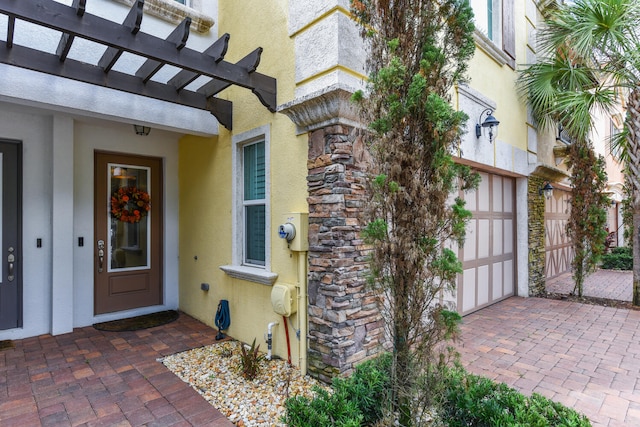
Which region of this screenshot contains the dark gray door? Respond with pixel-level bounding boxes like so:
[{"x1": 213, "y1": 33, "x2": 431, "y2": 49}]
[{"x1": 0, "y1": 141, "x2": 21, "y2": 330}]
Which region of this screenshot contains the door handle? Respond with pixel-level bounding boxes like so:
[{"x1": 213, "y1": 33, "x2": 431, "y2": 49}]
[
  {"x1": 97, "y1": 240, "x2": 105, "y2": 273},
  {"x1": 7, "y1": 247, "x2": 15, "y2": 282}
]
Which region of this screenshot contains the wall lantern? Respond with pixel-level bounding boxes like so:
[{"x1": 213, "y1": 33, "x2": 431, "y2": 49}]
[
  {"x1": 133, "y1": 124, "x2": 151, "y2": 136},
  {"x1": 539, "y1": 182, "x2": 553, "y2": 199},
  {"x1": 475, "y1": 108, "x2": 500, "y2": 143}
]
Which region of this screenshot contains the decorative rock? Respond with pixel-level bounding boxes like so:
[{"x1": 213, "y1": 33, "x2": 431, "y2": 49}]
[{"x1": 162, "y1": 340, "x2": 328, "y2": 426}]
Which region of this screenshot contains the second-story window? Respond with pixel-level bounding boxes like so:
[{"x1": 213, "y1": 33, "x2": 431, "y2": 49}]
[
  {"x1": 470, "y1": 0, "x2": 515, "y2": 68},
  {"x1": 471, "y1": 0, "x2": 497, "y2": 41}
]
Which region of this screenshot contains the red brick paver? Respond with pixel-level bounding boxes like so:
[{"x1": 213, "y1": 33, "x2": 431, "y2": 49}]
[
  {"x1": 0, "y1": 313, "x2": 233, "y2": 427},
  {"x1": 458, "y1": 297, "x2": 640, "y2": 427}
]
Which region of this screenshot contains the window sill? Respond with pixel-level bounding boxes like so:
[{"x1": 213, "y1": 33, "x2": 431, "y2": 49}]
[
  {"x1": 111, "y1": 0, "x2": 214, "y2": 33},
  {"x1": 473, "y1": 31, "x2": 512, "y2": 68},
  {"x1": 220, "y1": 265, "x2": 278, "y2": 286}
]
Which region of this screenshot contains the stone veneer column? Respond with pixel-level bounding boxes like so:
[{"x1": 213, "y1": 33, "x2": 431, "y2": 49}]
[
  {"x1": 528, "y1": 175, "x2": 546, "y2": 295},
  {"x1": 280, "y1": 1, "x2": 378, "y2": 380},
  {"x1": 280, "y1": 87, "x2": 385, "y2": 381},
  {"x1": 305, "y1": 124, "x2": 383, "y2": 382}
]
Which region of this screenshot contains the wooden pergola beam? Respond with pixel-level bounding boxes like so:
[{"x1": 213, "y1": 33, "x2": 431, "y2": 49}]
[
  {"x1": 168, "y1": 33, "x2": 230, "y2": 91},
  {"x1": 0, "y1": 0, "x2": 277, "y2": 129},
  {"x1": 198, "y1": 47, "x2": 262, "y2": 97},
  {"x1": 135, "y1": 17, "x2": 191, "y2": 83},
  {"x1": 99, "y1": 0, "x2": 144, "y2": 72},
  {"x1": 55, "y1": 0, "x2": 86, "y2": 61},
  {"x1": 0, "y1": 40, "x2": 233, "y2": 129},
  {"x1": 6, "y1": 16, "x2": 14, "y2": 49},
  {"x1": 0, "y1": 0, "x2": 276, "y2": 112}
]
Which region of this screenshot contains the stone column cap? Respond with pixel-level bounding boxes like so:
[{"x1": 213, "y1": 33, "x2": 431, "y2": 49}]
[
  {"x1": 279, "y1": 84, "x2": 364, "y2": 135},
  {"x1": 531, "y1": 164, "x2": 570, "y2": 182}
]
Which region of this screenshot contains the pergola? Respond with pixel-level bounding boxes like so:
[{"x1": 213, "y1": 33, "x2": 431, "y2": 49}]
[{"x1": 0, "y1": 0, "x2": 278, "y2": 130}]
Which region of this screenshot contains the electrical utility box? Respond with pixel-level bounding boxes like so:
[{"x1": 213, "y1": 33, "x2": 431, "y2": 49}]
[
  {"x1": 271, "y1": 283, "x2": 298, "y2": 317},
  {"x1": 280, "y1": 212, "x2": 309, "y2": 252}
]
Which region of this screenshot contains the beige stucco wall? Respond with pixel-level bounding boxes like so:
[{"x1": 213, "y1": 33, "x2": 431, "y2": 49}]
[{"x1": 179, "y1": 0, "x2": 309, "y2": 366}]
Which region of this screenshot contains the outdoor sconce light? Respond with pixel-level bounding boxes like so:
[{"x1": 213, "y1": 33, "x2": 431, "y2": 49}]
[
  {"x1": 539, "y1": 182, "x2": 554, "y2": 199},
  {"x1": 133, "y1": 124, "x2": 151, "y2": 136},
  {"x1": 475, "y1": 108, "x2": 500, "y2": 143}
]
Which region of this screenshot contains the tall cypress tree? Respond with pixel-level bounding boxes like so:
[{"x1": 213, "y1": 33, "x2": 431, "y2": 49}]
[
  {"x1": 566, "y1": 142, "x2": 609, "y2": 296},
  {"x1": 351, "y1": 1, "x2": 477, "y2": 424}
]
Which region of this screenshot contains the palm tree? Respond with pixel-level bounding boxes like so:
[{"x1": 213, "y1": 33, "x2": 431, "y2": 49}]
[{"x1": 518, "y1": 0, "x2": 640, "y2": 304}]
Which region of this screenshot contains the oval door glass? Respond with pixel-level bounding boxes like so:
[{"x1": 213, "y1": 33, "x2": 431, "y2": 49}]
[{"x1": 108, "y1": 163, "x2": 151, "y2": 271}]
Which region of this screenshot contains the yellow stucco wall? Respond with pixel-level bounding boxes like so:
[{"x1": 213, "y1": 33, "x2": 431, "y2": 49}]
[
  {"x1": 179, "y1": 1, "x2": 537, "y2": 367},
  {"x1": 462, "y1": 1, "x2": 529, "y2": 155},
  {"x1": 179, "y1": 0, "x2": 309, "y2": 366},
  {"x1": 466, "y1": 52, "x2": 527, "y2": 153}
]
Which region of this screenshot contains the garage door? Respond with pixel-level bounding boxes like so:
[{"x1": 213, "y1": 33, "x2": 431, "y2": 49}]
[
  {"x1": 458, "y1": 172, "x2": 516, "y2": 315},
  {"x1": 545, "y1": 188, "x2": 573, "y2": 279}
]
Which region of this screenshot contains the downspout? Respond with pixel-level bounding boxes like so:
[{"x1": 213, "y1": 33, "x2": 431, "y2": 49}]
[{"x1": 297, "y1": 251, "x2": 308, "y2": 376}]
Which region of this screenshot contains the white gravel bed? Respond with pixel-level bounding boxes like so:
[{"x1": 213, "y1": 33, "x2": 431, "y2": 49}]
[{"x1": 161, "y1": 340, "x2": 329, "y2": 426}]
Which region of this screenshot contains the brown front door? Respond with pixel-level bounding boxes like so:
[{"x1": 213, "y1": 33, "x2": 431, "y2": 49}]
[
  {"x1": 0, "y1": 141, "x2": 21, "y2": 330},
  {"x1": 94, "y1": 152, "x2": 163, "y2": 315}
]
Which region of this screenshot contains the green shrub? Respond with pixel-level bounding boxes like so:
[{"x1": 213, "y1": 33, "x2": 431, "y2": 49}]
[
  {"x1": 441, "y1": 367, "x2": 592, "y2": 427},
  {"x1": 282, "y1": 353, "x2": 391, "y2": 427},
  {"x1": 601, "y1": 246, "x2": 632, "y2": 270},
  {"x1": 284, "y1": 357, "x2": 590, "y2": 427},
  {"x1": 283, "y1": 386, "x2": 363, "y2": 427}
]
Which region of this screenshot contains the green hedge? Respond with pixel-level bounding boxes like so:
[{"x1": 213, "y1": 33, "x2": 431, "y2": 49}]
[
  {"x1": 442, "y1": 367, "x2": 591, "y2": 427},
  {"x1": 282, "y1": 353, "x2": 391, "y2": 427},
  {"x1": 601, "y1": 246, "x2": 632, "y2": 270},
  {"x1": 283, "y1": 354, "x2": 591, "y2": 426}
]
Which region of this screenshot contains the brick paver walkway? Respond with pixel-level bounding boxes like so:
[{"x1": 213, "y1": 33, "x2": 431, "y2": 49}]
[
  {"x1": 547, "y1": 269, "x2": 633, "y2": 302},
  {"x1": 0, "y1": 313, "x2": 233, "y2": 427},
  {"x1": 458, "y1": 296, "x2": 640, "y2": 427}
]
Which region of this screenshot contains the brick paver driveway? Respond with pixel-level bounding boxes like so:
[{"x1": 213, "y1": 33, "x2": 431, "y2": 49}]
[
  {"x1": 457, "y1": 296, "x2": 640, "y2": 427},
  {"x1": 546, "y1": 269, "x2": 633, "y2": 302}
]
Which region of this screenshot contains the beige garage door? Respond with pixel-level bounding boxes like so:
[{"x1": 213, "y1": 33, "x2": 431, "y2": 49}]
[
  {"x1": 545, "y1": 188, "x2": 573, "y2": 279},
  {"x1": 458, "y1": 172, "x2": 516, "y2": 315}
]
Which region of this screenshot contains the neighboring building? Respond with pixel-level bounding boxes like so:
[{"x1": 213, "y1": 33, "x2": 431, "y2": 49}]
[
  {"x1": 527, "y1": 4, "x2": 628, "y2": 285},
  {"x1": 596, "y1": 108, "x2": 626, "y2": 248},
  {"x1": 0, "y1": 0, "x2": 621, "y2": 382}
]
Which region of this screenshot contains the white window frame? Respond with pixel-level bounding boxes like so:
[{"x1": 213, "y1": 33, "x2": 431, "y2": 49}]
[
  {"x1": 609, "y1": 118, "x2": 623, "y2": 161},
  {"x1": 471, "y1": 0, "x2": 512, "y2": 66},
  {"x1": 489, "y1": 0, "x2": 502, "y2": 46},
  {"x1": 242, "y1": 140, "x2": 266, "y2": 266},
  {"x1": 109, "y1": 0, "x2": 214, "y2": 33},
  {"x1": 220, "y1": 125, "x2": 277, "y2": 285}
]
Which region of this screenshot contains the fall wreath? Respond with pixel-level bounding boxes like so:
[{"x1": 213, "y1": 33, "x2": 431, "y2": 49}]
[{"x1": 111, "y1": 187, "x2": 151, "y2": 223}]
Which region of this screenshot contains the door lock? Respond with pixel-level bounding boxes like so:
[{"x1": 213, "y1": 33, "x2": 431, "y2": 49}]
[
  {"x1": 97, "y1": 240, "x2": 105, "y2": 273},
  {"x1": 7, "y1": 246, "x2": 15, "y2": 282}
]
